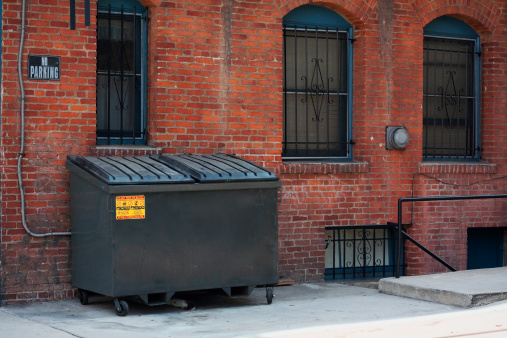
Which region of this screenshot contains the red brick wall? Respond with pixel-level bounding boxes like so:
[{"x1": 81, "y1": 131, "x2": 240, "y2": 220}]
[
  {"x1": 402, "y1": 0, "x2": 507, "y2": 276},
  {"x1": 1, "y1": 0, "x2": 506, "y2": 303},
  {"x1": 147, "y1": 0, "x2": 283, "y2": 163},
  {"x1": 407, "y1": 166, "x2": 507, "y2": 275},
  {"x1": 1, "y1": 0, "x2": 96, "y2": 303}
]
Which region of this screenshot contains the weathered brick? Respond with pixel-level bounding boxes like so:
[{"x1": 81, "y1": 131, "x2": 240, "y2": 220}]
[{"x1": 1, "y1": 0, "x2": 506, "y2": 303}]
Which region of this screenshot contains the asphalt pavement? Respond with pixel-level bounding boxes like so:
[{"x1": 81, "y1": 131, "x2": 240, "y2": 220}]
[{"x1": 1, "y1": 281, "x2": 507, "y2": 337}]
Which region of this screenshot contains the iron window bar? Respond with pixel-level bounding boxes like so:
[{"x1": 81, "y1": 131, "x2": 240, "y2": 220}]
[
  {"x1": 284, "y1": 91, "x2": 348, "y2": 96},
  {"x1": 424, "y1": 34, "x2": 478, "y2": 42}
]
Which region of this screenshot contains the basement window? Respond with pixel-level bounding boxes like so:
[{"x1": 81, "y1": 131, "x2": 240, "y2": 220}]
[{"x1": 325, "y1": 225, "x2": 402, "y2": 280}]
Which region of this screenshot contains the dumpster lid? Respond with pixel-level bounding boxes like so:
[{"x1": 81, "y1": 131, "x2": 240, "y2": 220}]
[
  {"x1": 67, "y1": 155, "x2": 195, "y2": 184},
  {"x1": 155, "y1": 153, "x2": 279, "y2": 183}
]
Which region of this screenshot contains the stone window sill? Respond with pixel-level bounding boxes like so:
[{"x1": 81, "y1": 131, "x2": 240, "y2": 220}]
[
  {"x1": 418, "y1": 162, "x2": 497, "y2": 175},
  {"x1": 90, "y1": 145, "x2": 162, "y2": 157},
  {"x1": 278, "y1": 161, "x2": 369, "y2": 175}
]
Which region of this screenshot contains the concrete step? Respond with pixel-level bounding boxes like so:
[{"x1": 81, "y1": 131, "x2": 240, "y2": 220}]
[{"x1": 378, "y1": 266, "x2": 507, "y2": 308}]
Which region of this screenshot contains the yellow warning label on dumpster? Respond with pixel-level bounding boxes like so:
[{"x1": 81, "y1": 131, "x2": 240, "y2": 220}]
[{"x1": 116, "y1": 195, "x2": 145, "y2": 220}]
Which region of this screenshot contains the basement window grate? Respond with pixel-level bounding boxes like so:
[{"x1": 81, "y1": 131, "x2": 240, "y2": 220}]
[{"x1": 325, "y1": 225, "x2": 403, "y2": 280}]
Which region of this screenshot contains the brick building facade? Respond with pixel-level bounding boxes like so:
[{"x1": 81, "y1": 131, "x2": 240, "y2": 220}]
[{"x1": 1, "y1": 0, "x2": 506, "y2": 304}]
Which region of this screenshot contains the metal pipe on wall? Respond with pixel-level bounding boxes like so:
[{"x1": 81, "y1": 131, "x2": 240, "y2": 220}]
[{"x1": 17, "y1": 0, "x2": 71, "y2": 237}]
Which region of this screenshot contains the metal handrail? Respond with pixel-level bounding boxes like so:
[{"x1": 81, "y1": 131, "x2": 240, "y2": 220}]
[
  {"x1": 387, "y1": 222, "x2": 456, "y2": 273},
  {"x1": 394, "y1": 194, "x2": 507, "y2": 278}
]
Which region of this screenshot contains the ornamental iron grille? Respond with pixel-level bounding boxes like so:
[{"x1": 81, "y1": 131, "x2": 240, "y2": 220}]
[
  {"x1": 283, "y1": 26, "x2": 349, "y2": 158},
  {"x1": 423, "y1": 36, "x2": 477, "y2": 159},
  {"x1": 97, "y1": 5, "x2": 146, "y2": 145},
  {"x1": 325, "y1": 226, "x2": 402, "y2": 280}
]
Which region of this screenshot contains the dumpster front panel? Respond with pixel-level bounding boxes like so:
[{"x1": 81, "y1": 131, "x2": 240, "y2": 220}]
[
  {"x1": 70, "y1": 172, "x2": 115, "y2": 296},
  {"x1": 111, "y1": 186, "x2": 279, "y2": 295}
]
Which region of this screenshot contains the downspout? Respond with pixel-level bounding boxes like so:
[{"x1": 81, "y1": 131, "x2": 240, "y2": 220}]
[{"x1": 17, "y1": 0, "x2": 70, "y2": 237}]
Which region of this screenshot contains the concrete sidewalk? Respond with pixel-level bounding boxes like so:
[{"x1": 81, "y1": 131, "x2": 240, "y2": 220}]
[
  {"x1": 1, "y1": 280, "x2": 507, "y2": 337},
  {"x1": 379, "y1": 266, "x2": 507, "y2": 307}
]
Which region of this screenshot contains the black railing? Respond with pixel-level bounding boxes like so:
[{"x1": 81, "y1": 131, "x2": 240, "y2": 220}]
[
  {"x1": 325, "y1": 225, "x2": 403, "y2": 280},
  {"x1": 387, "y1": 222, "x2": 456, "y2": 274},
  {"x1": 394, "y1": 194, "x2": 507, "y2": 278}
]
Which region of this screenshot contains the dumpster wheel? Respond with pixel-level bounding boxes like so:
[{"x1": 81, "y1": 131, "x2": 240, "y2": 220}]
[
  {"x1": 266, "y1": 286, "x2": 274, "y2": 304},
  {"x1": 78, "y1": 289, "x2": 89, "y2": 305},
  {"x1": 114, "y1": 299, "x2": 129, "y2": 316}
]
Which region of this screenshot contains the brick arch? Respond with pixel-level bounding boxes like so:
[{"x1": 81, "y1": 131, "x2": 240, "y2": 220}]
[
  {"x1": 413, "y1": 0, "x2": 500, "y2": 38},
  {"x1": 277, "y1": 0, "x2": 375, "y2": 28},
  {"x1": 137, "y1": 0, "x2": 161, "y2": 8}
]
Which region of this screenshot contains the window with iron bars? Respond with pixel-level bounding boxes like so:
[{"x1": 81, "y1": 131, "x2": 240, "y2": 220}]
[
  {"x1": 325, "y1": 226, "x2": 403, "y2": 280},
  {"x1": 96, "y1": 1, "x2": 147, "y2": 145},
  {"x1": 423, "y1": 16, "x2": 480, "y2": 160},
  {"x1": 282, "y1": 5, "x2": 352, "y2": 160}
]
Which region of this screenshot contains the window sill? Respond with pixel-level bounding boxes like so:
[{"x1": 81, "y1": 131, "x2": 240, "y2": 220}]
[
  {"x1": 279, "y1": 161, "x2": 369, "y2": 175},
  {"x1": 418, "y1": 161, "x2": 497, "y2": 175},
  {"x1": 90, "y1": 145, "x2": 162, "y2": 157}
]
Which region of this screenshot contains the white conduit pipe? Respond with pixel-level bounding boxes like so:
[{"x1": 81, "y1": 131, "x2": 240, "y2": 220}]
[{"x1": 17, "y1": 0, "x2": 71, "y2": 237}]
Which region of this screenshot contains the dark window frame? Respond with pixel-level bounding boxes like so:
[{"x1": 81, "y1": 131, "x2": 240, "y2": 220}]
[
  {"x1": 423, "y1": 17, "x2": 481, "y2": 161},
  {"x1": 282, "y1": 5, "x2": 353, "y2": 161},
  {"x1": 96, "y1": 3, "x2": 147, "y2": 145}
]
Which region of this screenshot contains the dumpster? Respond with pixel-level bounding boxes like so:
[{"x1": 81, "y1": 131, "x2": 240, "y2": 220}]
[{"x1": 66, "y1": 153, "x2": 281, "y2": 316}]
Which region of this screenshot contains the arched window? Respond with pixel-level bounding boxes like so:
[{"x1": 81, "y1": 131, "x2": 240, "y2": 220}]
[
  {"x1": 282, "y1": 5, "x2": 353, "y2": 160},
  {"x1": 96, "y1": 0, "x2": 147, "y2": 145},
  {"x1": 423, "y1": 16, "x2": 480, "y2": 160}
]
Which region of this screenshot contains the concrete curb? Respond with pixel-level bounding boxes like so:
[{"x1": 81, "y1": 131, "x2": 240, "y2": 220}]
[{"x1": 378, "y1": 267, "x2": 507, "y2": 308}]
